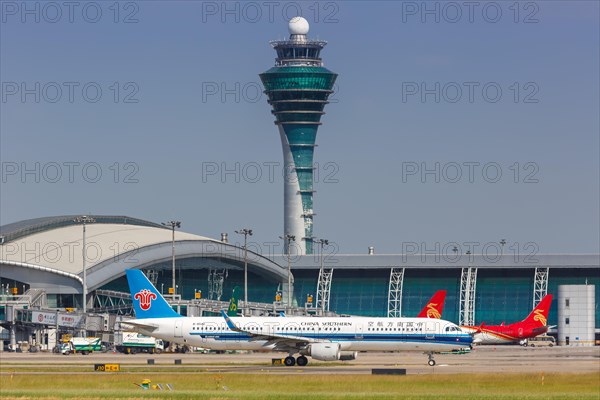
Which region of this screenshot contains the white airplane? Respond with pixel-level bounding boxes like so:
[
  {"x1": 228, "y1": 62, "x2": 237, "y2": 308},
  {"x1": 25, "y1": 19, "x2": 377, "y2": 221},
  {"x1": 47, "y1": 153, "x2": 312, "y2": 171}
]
[{"x1": 124, "y1": 269, "x2": 472, "y2": 366}]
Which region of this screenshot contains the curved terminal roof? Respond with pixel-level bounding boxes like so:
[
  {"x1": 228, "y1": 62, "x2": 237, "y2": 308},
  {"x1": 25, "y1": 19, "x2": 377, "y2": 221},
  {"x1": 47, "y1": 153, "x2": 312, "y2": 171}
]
[
  {"x1": 2, "y1": 222, "x2": 208, "y2": 275},
  {"x1": 0, "y1": 215, "x2": 287, "y2": 293},
  {"x1": 0, "y1": 215, "x2": 165, "y2": 243}
]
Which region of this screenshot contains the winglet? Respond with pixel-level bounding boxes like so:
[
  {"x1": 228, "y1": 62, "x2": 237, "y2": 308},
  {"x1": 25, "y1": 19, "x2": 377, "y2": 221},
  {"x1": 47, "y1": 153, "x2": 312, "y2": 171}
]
[{"x1": 221, "y1": 310, "x2": 238, "y2": 331}]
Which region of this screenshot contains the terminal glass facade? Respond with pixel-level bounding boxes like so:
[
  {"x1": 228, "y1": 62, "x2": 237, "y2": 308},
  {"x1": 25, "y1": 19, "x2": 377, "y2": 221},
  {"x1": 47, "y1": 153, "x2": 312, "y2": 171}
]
[
  {"x1": 100, "y1": 257, "x2": 283, "y2": 304},
  {"x1": 293, "y1": 268, "x2": 600, "y2": 327}
]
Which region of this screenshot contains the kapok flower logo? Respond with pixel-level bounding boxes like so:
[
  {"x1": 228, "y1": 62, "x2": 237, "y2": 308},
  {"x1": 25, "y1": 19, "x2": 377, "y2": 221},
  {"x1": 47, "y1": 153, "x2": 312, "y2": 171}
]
[
  {"x1": 134, "y1": 289, "x2": 157, "y2": 311},
  {"x1": 533, "y1": 309, "x2": 547, "y2": 326},
  {"x1": 426, "y1": 303, "x2": 441, "y2": 319}
]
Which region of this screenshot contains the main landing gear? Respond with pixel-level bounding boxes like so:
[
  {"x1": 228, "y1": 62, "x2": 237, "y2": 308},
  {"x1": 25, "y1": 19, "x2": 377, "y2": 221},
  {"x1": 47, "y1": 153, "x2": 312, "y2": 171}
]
[{"x1": 284, "y1": 355, "x2": 309, "y2": 367}]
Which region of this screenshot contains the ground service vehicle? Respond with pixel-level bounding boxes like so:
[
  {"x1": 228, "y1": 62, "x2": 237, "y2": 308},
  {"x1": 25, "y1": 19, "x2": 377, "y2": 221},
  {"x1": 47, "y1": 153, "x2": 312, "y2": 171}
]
[
  {"x1": 116, "y1": 332, "x2": 164, "y2": 354},
  {"x1": 60, "y1": 337, "x2": 104, "y2": 355},
  {"x1": 525, "y1": 335, "x2": 555, "y2": 347}
]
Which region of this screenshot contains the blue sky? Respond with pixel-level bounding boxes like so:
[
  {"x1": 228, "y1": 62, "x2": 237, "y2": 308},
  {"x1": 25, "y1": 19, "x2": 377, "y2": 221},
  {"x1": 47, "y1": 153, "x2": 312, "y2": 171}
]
[{"x1": 1, "y1": 1, "x2": 598, "y2": 255}]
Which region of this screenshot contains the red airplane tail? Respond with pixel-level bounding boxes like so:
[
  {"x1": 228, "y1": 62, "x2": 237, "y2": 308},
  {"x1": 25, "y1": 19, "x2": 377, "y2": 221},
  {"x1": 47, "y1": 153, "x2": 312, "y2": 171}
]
[
  {"x1": 522, "y1": 294, "x2": 553, "y2": 327},
  {"x1": 417, "y1": 290, "x2": 446, "y2": 319}
]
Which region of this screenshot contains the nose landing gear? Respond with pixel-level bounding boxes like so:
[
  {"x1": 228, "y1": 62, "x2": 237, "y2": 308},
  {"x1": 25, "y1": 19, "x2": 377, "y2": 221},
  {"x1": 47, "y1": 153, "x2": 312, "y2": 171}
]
[{"x1": 427, "y1": 353, "x2": 436, "y2": 366}]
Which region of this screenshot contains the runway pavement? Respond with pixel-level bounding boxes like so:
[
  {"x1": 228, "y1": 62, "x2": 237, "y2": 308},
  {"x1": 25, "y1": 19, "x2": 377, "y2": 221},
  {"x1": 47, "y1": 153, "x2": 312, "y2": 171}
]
[{"x1": 0, "y1": 346, "x2": 598, "y2": 375}]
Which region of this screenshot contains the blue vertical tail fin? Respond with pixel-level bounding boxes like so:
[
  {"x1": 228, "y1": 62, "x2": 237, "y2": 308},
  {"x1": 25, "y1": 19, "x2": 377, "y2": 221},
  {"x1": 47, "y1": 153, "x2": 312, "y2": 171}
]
[{"x1": 126, "y1": 269, "x2": 181, "y2": 319}]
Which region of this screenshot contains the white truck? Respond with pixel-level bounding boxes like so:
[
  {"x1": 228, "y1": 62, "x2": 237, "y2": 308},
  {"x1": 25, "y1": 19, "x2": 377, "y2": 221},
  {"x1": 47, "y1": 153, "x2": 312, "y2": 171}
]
[
  {"x1": 116, "y1": 332, "x2": 164, "y2": 354},
  {"x1": 60, "y1": 337, "x2": 105, "y2": 355}
]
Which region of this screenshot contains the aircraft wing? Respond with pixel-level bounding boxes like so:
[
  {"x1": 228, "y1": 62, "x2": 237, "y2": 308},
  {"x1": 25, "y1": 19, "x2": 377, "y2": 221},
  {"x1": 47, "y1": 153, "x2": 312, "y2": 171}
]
[
  {"x1": 220, "y1": 311, "x2": 323, "y2": 351},
  {"x1": 120, "y1": 319, "x2": 159, "y2": 332}
]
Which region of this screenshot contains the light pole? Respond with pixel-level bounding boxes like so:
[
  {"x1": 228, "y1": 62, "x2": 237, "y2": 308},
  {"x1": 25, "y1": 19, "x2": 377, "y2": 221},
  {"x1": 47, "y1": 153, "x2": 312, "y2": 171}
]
[
  {"x1": 235, "y1": 228, "x2": 253, "y2": 314},
  {"x1": 74, "y1": 215, "x2": 95, "y2": 315},
  {"x1": 313, "y1": 238, "x2": 329, "y2": 313},
  {"x1": 279, "y1": 234, "x2": 296, "y2": 307},
  {"x1": 162, "y1": 221, "x2": 181, "y2": 297}
]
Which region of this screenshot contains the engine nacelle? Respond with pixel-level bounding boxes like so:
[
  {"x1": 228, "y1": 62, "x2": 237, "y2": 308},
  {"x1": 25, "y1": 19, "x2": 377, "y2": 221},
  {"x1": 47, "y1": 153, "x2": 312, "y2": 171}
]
[
  {"x1": 339, "y1": 351, "x2": 358, "y2": 361},
  {"x1": 306, "y1": 343, "x2": 341, "y2": 361}
]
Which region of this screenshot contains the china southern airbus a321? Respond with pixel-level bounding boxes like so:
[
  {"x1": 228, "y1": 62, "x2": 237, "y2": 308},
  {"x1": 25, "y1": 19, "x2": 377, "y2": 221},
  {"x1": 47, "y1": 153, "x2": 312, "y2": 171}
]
[{"x1": 124, "y1": 270, "x2": 472, "y2": 366}]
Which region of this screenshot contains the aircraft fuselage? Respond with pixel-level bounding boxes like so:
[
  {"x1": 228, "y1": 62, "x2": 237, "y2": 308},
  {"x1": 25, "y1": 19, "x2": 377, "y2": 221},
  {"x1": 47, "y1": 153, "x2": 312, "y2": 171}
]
[{"x1": 126, "y1": 315, "x2": 471, "y2": 353}]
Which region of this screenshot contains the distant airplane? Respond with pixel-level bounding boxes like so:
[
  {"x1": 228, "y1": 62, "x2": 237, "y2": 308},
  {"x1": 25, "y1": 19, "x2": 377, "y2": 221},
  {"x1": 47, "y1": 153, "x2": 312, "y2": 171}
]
[
  {"x1": 461, "y1": 294, "x2": 553, "y2": 345},
  {"x1": 416, "y1": 290, "x2": 447, "y2": 319},
  {"x1": 123, "y1": 270, "x2": 472, "y2": 366}
]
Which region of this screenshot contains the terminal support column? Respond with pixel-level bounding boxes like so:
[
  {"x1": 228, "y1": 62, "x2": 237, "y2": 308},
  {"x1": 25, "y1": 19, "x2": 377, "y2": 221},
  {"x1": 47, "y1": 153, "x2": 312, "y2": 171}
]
[
  {"x1": 533, "y1": 267, "x2": 550, "y2": 307},
  {"x1": 387, "y1": 268, "x2": 405, "y2": 317}
]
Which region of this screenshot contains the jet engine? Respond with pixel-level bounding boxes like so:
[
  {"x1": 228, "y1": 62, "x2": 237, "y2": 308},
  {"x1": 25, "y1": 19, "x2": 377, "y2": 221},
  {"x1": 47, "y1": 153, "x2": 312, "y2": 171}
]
[
  {"x1": 339, "y1": 351, "x2": 358, "y2": 361},
  {"x1": 306, "y1": 343, "x2": 341, "y2": 361}
]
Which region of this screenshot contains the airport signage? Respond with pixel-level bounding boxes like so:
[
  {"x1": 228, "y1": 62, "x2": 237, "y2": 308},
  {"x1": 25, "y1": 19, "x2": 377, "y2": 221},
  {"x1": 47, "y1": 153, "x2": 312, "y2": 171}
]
[
  {"x1": 57, "y1": 313, "x2": 82, "y2": 328},
  {"x1": 29, "y1": 311, "x2": 82, "y2": 328},
  {"x1": 32, "y1": 311, "x2": 56, "y2": 325},
  {"x1": 94, "y1": 364, "x2": 120, "y2": 372}
]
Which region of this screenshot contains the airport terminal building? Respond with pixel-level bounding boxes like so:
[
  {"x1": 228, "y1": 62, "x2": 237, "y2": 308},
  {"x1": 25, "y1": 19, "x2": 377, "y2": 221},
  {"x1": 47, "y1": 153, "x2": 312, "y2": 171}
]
[{"x1": 1, "y1": 215, "x2": 598, "y2": 350}]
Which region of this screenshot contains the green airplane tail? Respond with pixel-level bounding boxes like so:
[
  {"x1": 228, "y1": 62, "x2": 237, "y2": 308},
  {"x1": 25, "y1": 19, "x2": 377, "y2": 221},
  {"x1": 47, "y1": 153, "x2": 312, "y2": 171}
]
[{"x1": 227, "y1": 286, "x2": 240, "y2": 315}]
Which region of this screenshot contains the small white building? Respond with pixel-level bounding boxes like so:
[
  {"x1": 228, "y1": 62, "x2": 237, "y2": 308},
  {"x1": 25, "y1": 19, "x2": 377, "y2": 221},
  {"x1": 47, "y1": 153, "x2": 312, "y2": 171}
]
[{"x1": 558, "y1": 284, "x2": 596, "y2": 346}]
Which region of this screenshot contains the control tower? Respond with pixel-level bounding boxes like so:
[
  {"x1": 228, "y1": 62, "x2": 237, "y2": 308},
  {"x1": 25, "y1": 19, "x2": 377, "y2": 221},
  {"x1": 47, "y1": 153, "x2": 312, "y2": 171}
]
[{"x1": 260, "y1": 17, "x2": 337, "y2": 255}]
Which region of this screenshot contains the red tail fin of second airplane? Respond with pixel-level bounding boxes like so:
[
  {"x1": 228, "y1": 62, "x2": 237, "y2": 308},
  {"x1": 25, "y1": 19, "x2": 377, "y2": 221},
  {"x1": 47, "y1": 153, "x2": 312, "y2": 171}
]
[
  {"x1": 522, "y1": 294, "x2": 553, "y2": 327},
  {"x1": 417, "y1": 290, "x2": 447, "y2": 318}
]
